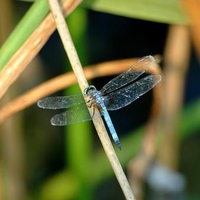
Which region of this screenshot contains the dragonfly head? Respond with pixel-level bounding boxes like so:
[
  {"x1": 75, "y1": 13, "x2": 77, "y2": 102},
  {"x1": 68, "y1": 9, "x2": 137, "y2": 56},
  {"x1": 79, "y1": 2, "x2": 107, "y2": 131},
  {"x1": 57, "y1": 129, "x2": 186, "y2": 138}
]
[{"x1": 84, "y1": 85, "x2": 96, "y2": 96}]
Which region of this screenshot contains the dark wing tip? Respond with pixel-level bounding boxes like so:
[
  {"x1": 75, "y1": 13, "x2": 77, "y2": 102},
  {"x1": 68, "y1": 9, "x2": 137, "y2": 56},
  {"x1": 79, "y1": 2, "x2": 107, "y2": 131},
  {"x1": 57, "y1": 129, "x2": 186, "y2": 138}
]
[
  {"x1": 153, "y1": 74, "x2": 162, "y2": 84},
  {"x1": 143, "y1": 55, "x2": 155, "y2": 62},
  {"x1": 51, "y1": 114, "x2": 67, "y2": 126},
  {"x1": 37, "y1": 99, "x2": 44, "y2": 108}
]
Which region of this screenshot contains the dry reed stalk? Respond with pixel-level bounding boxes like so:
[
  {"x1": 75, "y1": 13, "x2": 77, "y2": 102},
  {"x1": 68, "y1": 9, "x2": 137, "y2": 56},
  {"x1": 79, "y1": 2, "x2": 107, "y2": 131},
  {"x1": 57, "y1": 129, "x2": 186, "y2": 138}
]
[
  {"x1": 48, "y1": 0, "x2": 136, "y2": 199},
  {"x1": 181, "y1": 0, "x2": 200, "y2": 60}
]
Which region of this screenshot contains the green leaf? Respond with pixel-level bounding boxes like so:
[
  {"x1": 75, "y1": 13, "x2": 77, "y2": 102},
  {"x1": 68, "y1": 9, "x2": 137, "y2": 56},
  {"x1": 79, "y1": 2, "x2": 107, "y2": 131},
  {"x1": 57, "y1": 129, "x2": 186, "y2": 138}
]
[
  {"x1": 82, "y1": 0, "x2": 189, "y2": 24},
  {"x1": 40, "y1": 171, "x2": 80, "y2": 200},
  {"x1": 0, "y1": 0, "x2": 49, "y2": 70}
]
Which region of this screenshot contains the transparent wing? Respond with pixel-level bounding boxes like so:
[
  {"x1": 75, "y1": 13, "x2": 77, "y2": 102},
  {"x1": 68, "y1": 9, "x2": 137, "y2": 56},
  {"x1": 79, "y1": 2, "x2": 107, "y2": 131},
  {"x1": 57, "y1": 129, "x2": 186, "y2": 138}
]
[
  {"x1": 51, "y1": 103, "x2": 92, "y2": 126},
  {"x1": 37, "y1": 94, "x2": 84, "y2": 109},
  {"x1": 105, "y1": 74, "x2": 161, "y2": 111},
  {"x1": 100, "y1": 56, "x2": 155, "y2": 95}
]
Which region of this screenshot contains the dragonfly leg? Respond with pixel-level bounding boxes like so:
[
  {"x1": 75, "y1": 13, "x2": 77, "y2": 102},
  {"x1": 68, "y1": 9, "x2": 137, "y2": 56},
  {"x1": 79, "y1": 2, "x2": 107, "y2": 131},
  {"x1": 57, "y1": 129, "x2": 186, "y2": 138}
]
[
  {"x1": 87, "y1": 99, "x2": 93, "y2": 108},
  {"x1": 91, "y1": 106, "x2": 96, "y2": 118},
  {"x1": 86, "y1": 99, "x2": 95, "y2": 117}
]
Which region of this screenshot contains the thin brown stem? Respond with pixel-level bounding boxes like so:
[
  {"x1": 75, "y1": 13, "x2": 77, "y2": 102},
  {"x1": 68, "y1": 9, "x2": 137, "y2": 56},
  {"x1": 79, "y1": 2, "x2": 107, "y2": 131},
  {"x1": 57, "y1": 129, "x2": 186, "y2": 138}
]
[{"x1": 48, "y1": 0, "x2": 136, "y2": 199}]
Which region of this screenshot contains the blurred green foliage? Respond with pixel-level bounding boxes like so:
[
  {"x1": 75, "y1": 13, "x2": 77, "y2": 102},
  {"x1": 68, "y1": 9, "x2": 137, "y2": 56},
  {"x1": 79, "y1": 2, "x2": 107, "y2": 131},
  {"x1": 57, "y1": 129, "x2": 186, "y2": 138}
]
[{"x1": 82, "y1": 0, "x2": 189, "y2": 24}]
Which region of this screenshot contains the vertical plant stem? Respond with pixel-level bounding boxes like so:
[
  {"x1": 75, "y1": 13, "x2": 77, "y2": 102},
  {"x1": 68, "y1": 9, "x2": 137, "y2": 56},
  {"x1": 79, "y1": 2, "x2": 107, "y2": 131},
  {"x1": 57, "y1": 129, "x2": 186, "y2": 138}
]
[
  {"x1": 158, "y1": 25, "x2": 190, "y2": 168},
  {"x1": 48, "y1": 0, "x2": 136, "y2": 199},
  {"x1": 48, "y1": 0, "x2": 88, "y2": 89},
  {"x1": 0, "y1": 1, "x2": 26, "y2": 200}
]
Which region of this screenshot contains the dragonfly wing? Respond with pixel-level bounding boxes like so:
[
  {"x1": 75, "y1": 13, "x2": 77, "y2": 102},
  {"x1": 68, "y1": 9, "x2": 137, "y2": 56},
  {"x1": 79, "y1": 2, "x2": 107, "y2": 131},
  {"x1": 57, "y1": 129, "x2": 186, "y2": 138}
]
[
  {"x1": 37, "y1": 94, "x2": 84, "y2": 109},
  {"x1": 100, "y1": 56, "x2": 155, "y2": 95},
  {"x1": 51, "y1": 103, "x2": 92, "y2": 126},
  {"x1": 105, "y1": 74, "x2": 161, "y2": 111}
]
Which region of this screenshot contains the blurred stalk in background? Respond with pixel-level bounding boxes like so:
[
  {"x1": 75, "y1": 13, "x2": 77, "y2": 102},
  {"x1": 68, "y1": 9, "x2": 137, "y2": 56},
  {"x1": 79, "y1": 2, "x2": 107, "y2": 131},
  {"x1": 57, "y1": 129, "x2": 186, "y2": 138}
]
[{"x1": 0, "y1": 1, "x2": 26, "y2": 200}]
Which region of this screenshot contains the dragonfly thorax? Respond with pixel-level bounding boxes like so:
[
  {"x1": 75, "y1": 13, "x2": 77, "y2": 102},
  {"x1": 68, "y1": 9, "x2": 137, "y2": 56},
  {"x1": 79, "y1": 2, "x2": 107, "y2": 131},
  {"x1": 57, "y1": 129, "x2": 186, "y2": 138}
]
[{"x1": 84, "y1": 85, "x2": 105, "y2": 109}]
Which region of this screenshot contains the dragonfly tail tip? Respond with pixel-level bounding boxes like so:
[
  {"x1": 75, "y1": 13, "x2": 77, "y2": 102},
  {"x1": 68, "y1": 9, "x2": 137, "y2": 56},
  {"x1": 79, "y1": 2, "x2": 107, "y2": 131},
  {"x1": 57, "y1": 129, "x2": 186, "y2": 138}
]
[{"x1": 116, "y1": 142, "x2": 122, "y2": 150}]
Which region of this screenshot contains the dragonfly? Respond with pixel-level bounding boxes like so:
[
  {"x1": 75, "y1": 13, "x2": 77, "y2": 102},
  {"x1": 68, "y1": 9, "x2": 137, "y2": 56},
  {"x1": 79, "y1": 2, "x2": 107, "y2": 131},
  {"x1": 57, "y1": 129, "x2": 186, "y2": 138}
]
[{"x1": 37, "y1": 56, "x2": 161, "y2": 149}]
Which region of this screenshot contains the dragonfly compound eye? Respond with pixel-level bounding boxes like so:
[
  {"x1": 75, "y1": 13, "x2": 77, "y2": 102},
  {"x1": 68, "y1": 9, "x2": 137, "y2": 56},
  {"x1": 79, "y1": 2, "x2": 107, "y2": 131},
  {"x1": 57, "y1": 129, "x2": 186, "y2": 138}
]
[{"x1": 84, "y1": 85, "x2": 96, "y2": 96}]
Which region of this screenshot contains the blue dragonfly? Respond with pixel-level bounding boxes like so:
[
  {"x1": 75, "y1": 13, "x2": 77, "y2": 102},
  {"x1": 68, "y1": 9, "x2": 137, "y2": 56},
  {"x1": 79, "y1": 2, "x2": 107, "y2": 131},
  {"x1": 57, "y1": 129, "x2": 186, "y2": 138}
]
[{"x1": 37, "y1": 56, "x2": 161, "y2": 149}]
